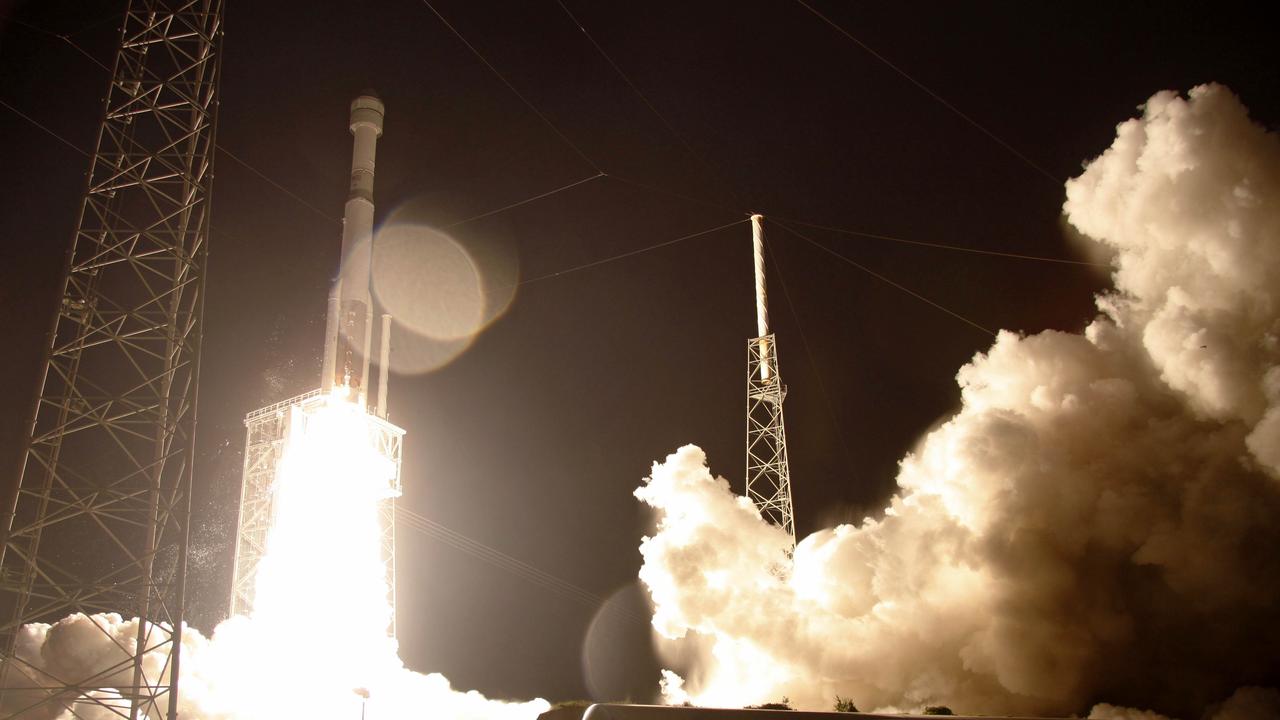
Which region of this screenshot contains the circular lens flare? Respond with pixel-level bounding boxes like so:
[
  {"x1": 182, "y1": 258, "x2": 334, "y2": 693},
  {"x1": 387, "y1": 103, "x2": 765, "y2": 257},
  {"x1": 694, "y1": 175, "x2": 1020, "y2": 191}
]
[
  {"x1": 581, "y1": 582, "x2": 661, "y2": 703},
  {"x1": 373, "y1": 225, "x2": 485, "y2": 342},
  {"x1": 369, "y1": 219, "x2": 518, "y2": 375}
]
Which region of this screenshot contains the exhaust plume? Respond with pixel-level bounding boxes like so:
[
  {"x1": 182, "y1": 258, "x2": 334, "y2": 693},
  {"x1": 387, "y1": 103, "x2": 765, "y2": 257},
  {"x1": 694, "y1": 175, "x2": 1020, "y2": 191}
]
[
  {"x1": 1, "y1": 397, "x2": 549, "y2": 720},
  {"x1": 635, "y1": 84, "x2": 1280, "y2": 718}
]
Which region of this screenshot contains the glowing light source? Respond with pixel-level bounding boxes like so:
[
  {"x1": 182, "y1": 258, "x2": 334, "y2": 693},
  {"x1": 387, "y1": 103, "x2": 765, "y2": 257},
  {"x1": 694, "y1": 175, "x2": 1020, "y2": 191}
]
[
  {"x1": 185, "y1": 393, "x2": 548, "y2": 719},
  {"x1": 0, "y1": 393, "x2": 549, "y2": 720}
]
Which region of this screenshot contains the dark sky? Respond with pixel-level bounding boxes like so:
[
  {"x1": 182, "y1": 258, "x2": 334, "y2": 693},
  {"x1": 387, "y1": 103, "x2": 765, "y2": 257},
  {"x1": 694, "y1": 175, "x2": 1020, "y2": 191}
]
[{"x1": 1, "y1": 0, "x2": 1277, "y2": 707}]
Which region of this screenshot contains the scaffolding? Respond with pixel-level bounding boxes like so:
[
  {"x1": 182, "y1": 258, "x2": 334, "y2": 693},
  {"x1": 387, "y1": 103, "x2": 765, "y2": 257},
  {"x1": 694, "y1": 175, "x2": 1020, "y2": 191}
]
[
  {"x1": 0, "y1": 2, "x2": 224, "y2": 717},
  {"x1": 746, "y1": 334, "x2": 795, "y2": 541}
]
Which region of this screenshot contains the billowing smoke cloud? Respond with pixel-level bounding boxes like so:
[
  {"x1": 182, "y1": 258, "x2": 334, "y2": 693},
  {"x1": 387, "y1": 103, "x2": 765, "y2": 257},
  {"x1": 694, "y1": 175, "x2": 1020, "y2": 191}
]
[
  {"x1": 1090, "y1": 687, "x2": 1280, "y2": 720},
  {"x1": 3, "y1": 613, "x2": 548, "y2": 720},
  {"x1": 635, "y1": 84, "x2": 1280, "y2": 718}
]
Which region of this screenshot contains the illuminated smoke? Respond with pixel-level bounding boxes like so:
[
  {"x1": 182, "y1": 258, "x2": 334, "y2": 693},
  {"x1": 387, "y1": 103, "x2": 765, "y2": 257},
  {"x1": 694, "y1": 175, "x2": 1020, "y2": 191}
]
[
  {"x1": 2, "y1": 397, "x2": 549, "y2": 720},
  {"x1": 635, "y1": 84, "x2": 1280, "y2": 718},
  {"x1": 1090, "y1": 687, "x2": 1280, "y2": 720}
]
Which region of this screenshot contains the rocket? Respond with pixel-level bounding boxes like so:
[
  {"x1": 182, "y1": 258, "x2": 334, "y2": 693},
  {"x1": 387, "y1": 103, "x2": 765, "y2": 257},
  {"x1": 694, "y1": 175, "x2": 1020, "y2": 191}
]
[{"x1": 321, "y1": 93, "x2": 391, "y2": 417}]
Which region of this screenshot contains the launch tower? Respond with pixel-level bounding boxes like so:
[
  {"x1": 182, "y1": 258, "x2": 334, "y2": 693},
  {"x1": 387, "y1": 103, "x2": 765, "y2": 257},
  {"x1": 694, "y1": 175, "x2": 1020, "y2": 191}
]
[
  {"x1": 744, "y1": 215, "x2": 796, "y2": 544},
  {"x1": 0, "y1": 2, "x2": 224, "y2": 718},
  {"x1": 229, "y1": 96, "x2": 403, "y2": 632}
]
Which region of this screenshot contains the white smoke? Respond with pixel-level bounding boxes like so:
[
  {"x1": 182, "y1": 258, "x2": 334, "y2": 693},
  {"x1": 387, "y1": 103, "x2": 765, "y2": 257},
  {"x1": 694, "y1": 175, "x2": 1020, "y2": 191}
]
[
  {"x1": 635, "y1": 84, "x2": 1280, "y2": 718},
  {"x1": 1090, "y1": 687, "x2": 1280, "y2": 720},
  {"x1": 4, "y1": 613, "x2": 548, "y2": 720}
]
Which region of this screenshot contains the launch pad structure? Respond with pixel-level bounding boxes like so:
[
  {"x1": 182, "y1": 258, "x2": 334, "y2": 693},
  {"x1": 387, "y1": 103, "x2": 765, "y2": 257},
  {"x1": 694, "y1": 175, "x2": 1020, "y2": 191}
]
[
  {"x1": 228, "y1": 94, "x2": 404, "y2": 632},
  {"x1": 231, "y1": 390, "x2": 404, "y2": 628}
]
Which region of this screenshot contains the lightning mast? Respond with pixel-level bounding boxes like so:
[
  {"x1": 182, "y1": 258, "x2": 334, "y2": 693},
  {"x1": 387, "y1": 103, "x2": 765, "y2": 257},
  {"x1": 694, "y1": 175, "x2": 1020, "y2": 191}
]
[
  {"x1": 745, "y1": 214, "x2": 796, "y2": 544},
  {"x1": 0, "y1": 2, "x2": 224, "y2": 718}
]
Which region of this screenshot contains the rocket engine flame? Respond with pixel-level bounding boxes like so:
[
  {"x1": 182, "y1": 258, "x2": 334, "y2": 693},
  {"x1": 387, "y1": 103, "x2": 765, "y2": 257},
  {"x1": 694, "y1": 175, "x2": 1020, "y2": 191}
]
[
  {"x1": 209, "y1": 393, "x2": 403, "y2": 718},
  {"x1": 634, "y1": 84, "x2": 1280, "y2": 719},
  {"x1": 0, "y1": 395, "x2": 549, "y2": 720}
]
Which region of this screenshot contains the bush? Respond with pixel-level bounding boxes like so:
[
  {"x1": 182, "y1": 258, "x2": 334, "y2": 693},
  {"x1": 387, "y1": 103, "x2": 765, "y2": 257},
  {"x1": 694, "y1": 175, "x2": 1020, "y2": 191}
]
[
  {"x1": 922, "y1": 706, "x2": 954, "y2": 716},
  {"x1": 833, "y1": 696, "x2": 859, "y2": 713},
  {"x1": 747, "y1": 697, "x2": 792, "y2": 710}
]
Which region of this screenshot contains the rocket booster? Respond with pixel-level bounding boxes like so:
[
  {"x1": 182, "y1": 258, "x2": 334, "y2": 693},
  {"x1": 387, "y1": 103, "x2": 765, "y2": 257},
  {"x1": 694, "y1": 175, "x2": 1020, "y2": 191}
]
[{"x1": 322, "y1": 94, "x2": 387, "y2": 413}]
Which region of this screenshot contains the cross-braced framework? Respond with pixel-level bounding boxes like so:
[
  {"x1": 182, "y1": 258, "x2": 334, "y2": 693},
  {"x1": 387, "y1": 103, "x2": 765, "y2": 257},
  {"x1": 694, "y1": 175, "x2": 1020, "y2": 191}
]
[
  {"x1": 230, "y1": 391, "x2": 404, "y2": 637},
  {"x1": 227, "y1": 390, "x2": 322, "y2": 619},
  {"x1": 746, "y1": 334, "x2": 796, "y2": 543},
  {"x1": 0, "y1": 2, "x2": 223, "y2": 717}
]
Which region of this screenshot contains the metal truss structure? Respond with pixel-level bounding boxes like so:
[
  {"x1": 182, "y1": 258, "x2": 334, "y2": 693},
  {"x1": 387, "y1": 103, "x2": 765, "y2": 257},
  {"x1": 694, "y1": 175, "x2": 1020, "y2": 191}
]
[
  {"x1": 227, "y1": 390, "x2": 319, "y2": 618},
  {"x1": 230, "y1": 391, "x2": 404, "y2": 637},
  {"x1": 0, "y1": 2, "x2": 223, "y2": 718},
  {"x1": 745, "y1": 333, "x2": 796, "y2": 544}
]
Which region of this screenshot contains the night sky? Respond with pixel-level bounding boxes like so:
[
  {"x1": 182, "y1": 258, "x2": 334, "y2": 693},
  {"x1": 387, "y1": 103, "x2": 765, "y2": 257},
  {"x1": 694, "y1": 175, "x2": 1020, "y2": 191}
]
[{"x1": 1, "y1": 0, "x2": 1277, "y2": 707}]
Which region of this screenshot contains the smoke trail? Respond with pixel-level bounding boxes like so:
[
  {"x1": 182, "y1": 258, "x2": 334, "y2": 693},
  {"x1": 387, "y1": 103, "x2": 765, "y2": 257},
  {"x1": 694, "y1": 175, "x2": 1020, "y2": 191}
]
[
  {"x1": 635, "y1": 84, "x2": 1280, "y2": 718},
  {"x1": 1, "y1": 398, "x2": 549, "y2": 720}
]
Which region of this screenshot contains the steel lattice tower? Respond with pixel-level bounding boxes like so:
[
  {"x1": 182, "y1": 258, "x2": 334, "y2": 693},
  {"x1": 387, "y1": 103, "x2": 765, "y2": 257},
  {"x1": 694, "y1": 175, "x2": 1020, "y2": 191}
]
[
  {"x1": 745, "y1": 215, "x2": 796, "y2": 544},
  {"x1": 0, "y1": 2, "x2": 223, "y2": 718}
]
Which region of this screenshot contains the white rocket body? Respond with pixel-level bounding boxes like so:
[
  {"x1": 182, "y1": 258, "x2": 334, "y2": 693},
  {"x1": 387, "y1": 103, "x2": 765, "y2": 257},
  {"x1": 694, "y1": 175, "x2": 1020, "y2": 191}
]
[{"x1": 322, "y1": 94, "x2": 389, "y2": 415}]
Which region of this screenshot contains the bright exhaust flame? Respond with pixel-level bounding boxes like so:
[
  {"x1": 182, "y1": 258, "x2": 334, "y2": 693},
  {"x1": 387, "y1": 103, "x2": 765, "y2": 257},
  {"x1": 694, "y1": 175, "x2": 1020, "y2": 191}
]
[
  {"x1": 1, "y1": 392, "x2": 550, "y2": 720},
  {"x1": 256, "y1": 392, "x2": 398, "y2": 662},
  {"x1": 211, "y1": 392, "x2": 403, "y2": 718},
  {"x1": 202, "y1": 393, "x2": 550, "y2": 720}
]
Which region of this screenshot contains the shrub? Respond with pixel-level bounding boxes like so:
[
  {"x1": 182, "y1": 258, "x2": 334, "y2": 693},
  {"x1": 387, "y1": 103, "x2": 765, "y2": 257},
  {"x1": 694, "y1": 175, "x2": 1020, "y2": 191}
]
[
  {"x1": 833, "y1": 696, "x2": 859, "y2": 713},
  {"x1": 747, "y1": 697, "x2": 793, "y2": 710}
]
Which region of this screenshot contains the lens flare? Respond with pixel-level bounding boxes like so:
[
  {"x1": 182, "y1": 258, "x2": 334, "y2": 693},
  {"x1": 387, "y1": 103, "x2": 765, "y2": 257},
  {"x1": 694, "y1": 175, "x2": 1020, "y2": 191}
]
[
  {"x1": 374, "y1": 225, "x2": 486, "y2": 342},
  {"x1": 581, "y1": 582, "x2": 661, "y2": 703},
  {"x1": 369, "y1": 221, "x2": 518, "y2": 375}
]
